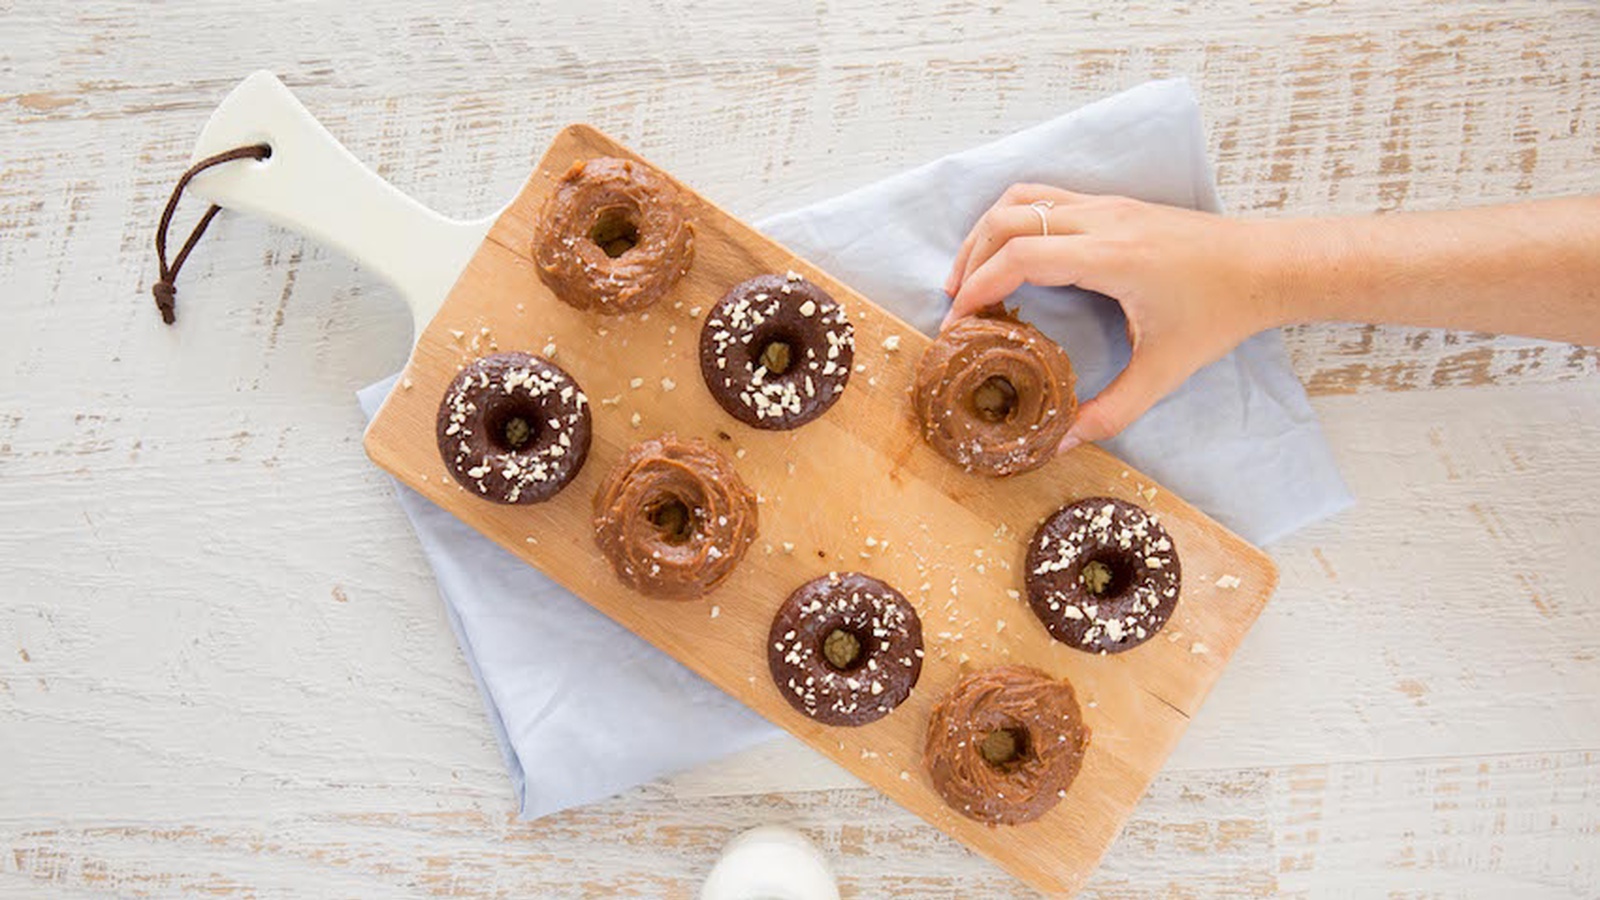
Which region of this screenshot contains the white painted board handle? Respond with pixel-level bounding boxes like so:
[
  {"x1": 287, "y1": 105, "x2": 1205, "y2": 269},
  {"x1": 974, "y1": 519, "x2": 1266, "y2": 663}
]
[{"x1": 188, "y1": 71, "x2": 496, "y2": 339}]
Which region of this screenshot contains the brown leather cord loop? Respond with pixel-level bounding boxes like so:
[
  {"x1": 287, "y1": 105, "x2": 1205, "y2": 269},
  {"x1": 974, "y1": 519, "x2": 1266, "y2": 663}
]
[{"x1": 151, "y1": 144, "x2": 272, "y2": 324}]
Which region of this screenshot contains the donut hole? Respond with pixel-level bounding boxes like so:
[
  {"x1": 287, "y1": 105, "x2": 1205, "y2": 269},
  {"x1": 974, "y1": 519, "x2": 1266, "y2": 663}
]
[
  {"x1": 1079, "y1": 554, "x2": 1134, "y2": 600},
  {"x1": 821, "y1": 627, "x2": 869, "y2": 672},
  {"x1": 755, "y1": 333, "x2": 797, "y2": 376},
  {"x1": 588, "y1": 206, "x2": 640, "y2": 258},
  {"x1": 979, "y1": 726, "x2": 1032, "y2": 771},
  {"x1": 972, "y1": 375, "x2": 1019, "y2": 423},
  {"x1": 488, "y1": 406, "x2": 542, "y2": 453},
  {"x1": 645, "y1": 495, "x2": 696, "y2": 545}
]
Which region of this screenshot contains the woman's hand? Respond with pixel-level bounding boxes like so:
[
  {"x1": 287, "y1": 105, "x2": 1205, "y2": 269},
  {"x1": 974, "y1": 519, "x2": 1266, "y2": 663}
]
[{"x1": 942, "y1": 186, "x2": 1290, "y2": 451}]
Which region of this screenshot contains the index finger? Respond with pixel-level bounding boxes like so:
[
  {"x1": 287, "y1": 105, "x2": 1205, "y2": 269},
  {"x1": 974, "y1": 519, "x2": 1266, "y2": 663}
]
[{"x1": 945, "y1": 235, "x2": 1099, "y2": 324}]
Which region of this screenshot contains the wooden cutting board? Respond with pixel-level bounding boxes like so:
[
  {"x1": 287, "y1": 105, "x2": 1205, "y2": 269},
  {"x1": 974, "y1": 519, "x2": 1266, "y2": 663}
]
[{"x1": 363, "y1": 124, "x2": 1278, "y2": 896}]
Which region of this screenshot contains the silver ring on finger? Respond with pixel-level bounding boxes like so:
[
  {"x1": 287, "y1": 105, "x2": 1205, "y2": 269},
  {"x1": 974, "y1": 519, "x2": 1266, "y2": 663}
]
[{"x1": 1029, "y1": 199, "x2": 1054, "y2": 237}]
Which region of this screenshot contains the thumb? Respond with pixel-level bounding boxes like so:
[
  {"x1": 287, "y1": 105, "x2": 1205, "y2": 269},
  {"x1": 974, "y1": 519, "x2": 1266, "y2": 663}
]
[{"x1": 1058, "y1": 350, "x2": 1187, "y2": 452}]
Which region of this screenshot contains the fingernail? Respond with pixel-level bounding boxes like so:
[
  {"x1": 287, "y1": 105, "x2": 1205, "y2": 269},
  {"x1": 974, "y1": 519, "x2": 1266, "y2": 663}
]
[{"x1": 1056, "y1": 435, "x2": 1081, "y2": 455}]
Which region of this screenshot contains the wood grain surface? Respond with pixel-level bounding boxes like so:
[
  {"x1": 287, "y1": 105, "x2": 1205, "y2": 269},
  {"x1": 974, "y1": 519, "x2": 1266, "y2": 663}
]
[
  {"x1": 365, "y1": 124, "x2": 1276, "y2": 895},
  {"x1": 2, "y1": 1, "x2": 1598, "y2": 897}
]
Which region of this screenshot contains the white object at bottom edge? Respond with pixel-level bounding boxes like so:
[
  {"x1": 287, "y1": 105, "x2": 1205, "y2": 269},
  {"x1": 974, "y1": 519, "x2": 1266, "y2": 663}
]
[{"x1": 699, "y1": 826, "x2": 840, "y2": 900}]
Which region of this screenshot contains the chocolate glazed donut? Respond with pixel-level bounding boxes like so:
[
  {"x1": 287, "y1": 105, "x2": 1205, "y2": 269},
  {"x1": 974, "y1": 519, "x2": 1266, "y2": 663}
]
[
  {"x1": 436, "y1": 352, "x2": 592, "y2": 504},
  {"x1": 699, "y1": 272, "x2": 855, "y2": 430},
  {"x1": 532, "y1": 157, "x2": 695, "y2": 314},
  {"x1": 912, "y1": 310, "x2": 1076, "y2": 476},
  {"x1": 767, "y1": 572, "x2": 924, "y2": 726},
  {"x1": 592, "y1": 435, "x2": 759, "y2": 600},
  {"x1": 1025, "y1": 497, "x2": 1181, "y2": 653},
  {"x1": 923, "y1": 666, "x2": 1090, "y2": 826}
]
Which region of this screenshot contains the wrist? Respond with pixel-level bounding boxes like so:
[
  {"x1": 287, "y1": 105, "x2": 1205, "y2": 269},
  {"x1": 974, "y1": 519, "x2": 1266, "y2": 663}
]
[
  {"x1": 1232, "y1": 219, "x2": 1303, "y2": 330},
  {"x1": 1241, "y1": 217, "x2": 1350, "y2": 329}
]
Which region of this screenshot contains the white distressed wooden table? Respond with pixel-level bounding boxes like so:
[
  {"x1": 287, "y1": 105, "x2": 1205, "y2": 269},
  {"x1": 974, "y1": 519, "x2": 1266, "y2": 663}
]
[{"x1": 3, "y1": 2, "x2": 1598, "y2": 897}]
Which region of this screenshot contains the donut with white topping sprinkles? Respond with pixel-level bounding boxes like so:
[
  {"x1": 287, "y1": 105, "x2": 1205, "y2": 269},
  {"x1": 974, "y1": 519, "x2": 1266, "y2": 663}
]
[
  {"x1": 436, "y1": 352, "x2": 592, "y2": 504},
  {"x1": 698, "y1": 272, "x2": 854, "y2": 430},
  {"x1": 1024, "y1": 497, "x2": 1180, "y2": 653},
  {"x1": 767, "y1": 572, "x2": 924, "y2": 726}
]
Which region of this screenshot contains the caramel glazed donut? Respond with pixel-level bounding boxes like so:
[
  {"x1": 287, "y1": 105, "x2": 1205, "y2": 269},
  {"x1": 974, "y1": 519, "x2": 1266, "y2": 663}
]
[
  {"x1": 532, "y1": 157, "x2": 695, "y2": 314},
  {"x1": 592, "y1": 435, "x2": 759, "y2": 600},
  {"x1": 436, "y1": 352, "x2": 592, "y2": 504},
  {"x1": 767, "y1": 572, "x2": 924, "y2": 726},
  {"x1": 699, "y1": 272, "x2": 855, "y2": 430},
  {"x1": 923, "y1": 665, "x2": 1090, "y2": 826},
  {"x1": 1025, "y1": 497, "x2": 1181, "y2": 654},
  {"x1": 912, "y1": 310, "x2": 1077, "y2": 476}
]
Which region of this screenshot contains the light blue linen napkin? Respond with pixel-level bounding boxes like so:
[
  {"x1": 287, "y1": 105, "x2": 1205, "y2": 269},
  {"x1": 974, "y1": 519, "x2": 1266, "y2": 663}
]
[{"x1": 357, "y1": 77, "x2": 1352, "y2": 820}]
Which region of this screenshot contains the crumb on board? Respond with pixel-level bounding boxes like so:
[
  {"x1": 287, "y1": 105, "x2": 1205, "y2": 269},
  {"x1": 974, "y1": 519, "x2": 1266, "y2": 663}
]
[
  {"x1": 1191, "y1": 642, "x2": 1209, "y2": 655},
  {"x1": 1215, "y1": 574, "x2": 1242, "y2": 590}
]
